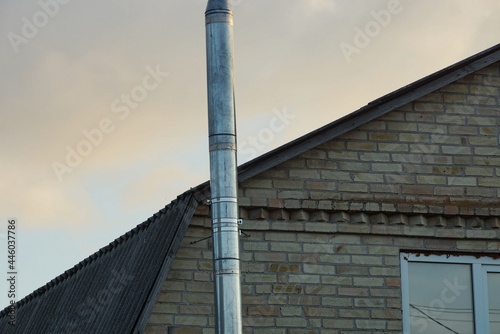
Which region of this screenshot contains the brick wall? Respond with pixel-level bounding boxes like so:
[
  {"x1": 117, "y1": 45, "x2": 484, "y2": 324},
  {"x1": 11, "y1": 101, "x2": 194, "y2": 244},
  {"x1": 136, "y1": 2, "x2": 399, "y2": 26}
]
[
  {"x1": 145, "y1": 62, "x2": 500, "y2": 333},
  {"x1": 146, "y1": 212, "x2": 500, "y2": 333}
]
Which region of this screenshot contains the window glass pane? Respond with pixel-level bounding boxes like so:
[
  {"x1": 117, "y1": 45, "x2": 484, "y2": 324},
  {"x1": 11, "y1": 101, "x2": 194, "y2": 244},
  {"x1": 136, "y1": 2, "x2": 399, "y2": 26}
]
[
  {"x1": 408, "y1": 262, "x2": 474, "y2": 334},
  {"x1": 488, "y1": 273, "x2": 500, "y2": 333}
]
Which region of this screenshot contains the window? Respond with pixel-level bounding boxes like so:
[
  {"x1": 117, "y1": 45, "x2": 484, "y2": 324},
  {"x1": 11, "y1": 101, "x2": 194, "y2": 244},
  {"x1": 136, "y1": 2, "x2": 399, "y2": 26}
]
[{"x1": 401, "y1": 253, "x2": 500, "y2": 334}]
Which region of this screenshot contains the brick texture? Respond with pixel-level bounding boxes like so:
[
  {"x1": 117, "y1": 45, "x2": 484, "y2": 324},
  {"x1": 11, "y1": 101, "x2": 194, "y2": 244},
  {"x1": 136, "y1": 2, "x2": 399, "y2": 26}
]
[{"x1": 146, "y1": 217, "x2": 500, "y2": 333}]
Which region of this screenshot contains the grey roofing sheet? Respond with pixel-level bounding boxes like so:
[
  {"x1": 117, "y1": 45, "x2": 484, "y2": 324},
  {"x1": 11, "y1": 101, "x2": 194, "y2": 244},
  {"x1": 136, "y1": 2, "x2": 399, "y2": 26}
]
[{"x1": 0, "y1": 191, "x2": 198, "y2": 334}]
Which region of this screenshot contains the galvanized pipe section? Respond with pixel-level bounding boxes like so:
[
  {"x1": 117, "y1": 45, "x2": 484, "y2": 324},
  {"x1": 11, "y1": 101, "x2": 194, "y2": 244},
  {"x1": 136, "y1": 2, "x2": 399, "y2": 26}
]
[{"x1": 205, "y1": 1, "x2": 243, "y2": 333}]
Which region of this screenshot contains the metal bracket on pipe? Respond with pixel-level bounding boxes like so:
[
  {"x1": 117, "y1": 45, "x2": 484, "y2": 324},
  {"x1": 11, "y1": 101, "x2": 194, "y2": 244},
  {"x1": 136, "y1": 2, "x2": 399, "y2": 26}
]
[{"x1": 237, "y1": 219, "x2": 250, "y2": 237}]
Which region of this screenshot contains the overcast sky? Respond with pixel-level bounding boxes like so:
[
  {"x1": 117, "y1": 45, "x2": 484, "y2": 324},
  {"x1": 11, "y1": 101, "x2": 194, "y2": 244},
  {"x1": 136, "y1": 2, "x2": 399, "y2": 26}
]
[{"x1": 0, "y1": 0, "x2": 499, "y2": 307}]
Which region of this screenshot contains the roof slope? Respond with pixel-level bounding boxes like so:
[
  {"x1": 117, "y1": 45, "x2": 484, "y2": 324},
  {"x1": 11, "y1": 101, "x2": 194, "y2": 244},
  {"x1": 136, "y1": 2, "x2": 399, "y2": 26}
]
[{"x1": 0, "y1": 191, "x2": 199, "y2": 334}]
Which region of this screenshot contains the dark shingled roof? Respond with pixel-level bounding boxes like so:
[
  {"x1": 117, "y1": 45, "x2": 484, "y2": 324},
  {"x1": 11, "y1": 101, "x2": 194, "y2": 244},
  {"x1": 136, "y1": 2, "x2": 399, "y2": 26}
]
[{"x1": 0, "y1": 191, "x2": 199, "y2": 334}]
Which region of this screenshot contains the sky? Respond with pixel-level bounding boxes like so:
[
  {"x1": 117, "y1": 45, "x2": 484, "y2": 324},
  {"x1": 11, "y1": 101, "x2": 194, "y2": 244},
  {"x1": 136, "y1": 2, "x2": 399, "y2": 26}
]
[{"x1": 0, "y1": 0, "x2": 499, "y2": 308}]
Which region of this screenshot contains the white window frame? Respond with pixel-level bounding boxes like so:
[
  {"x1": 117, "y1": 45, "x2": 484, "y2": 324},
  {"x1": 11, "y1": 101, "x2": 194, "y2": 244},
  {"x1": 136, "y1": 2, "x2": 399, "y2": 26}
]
[{"x1": 401, "y1": 252, "x2": 500, "y2": 334}]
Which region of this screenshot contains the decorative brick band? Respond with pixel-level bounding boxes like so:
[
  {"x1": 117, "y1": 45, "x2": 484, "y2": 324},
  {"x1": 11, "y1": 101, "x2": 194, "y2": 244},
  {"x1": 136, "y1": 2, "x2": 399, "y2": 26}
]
[{"x1": 193, "y1": 205, "x2": 500, "y2": 239}]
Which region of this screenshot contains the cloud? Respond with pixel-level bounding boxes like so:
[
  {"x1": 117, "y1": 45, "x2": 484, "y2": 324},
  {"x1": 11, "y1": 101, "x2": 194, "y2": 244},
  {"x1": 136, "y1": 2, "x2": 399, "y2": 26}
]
[
  {"x1": 304, "y1": 0, "x2": 335, "y2": 13},
  {"x1": 121, "y1": 165, "x2": 198, "y2": 209},
  {"x1": 0, "y1": 169, "x2": 97, "y2": 229}
]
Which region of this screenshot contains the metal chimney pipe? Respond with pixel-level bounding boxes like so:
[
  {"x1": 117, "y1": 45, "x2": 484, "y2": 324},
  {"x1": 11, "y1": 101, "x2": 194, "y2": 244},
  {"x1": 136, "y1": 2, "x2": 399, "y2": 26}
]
[{"x1": 205, "y1": 1, "x2": 243, "y2": 333}]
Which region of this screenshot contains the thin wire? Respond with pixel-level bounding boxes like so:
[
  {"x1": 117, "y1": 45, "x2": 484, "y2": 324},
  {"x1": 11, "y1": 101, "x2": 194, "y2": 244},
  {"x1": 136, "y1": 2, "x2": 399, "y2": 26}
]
[
  {"x1": 411, "y1": 304, "x2": 500, "y2": 314},
  {"x1": 410, "y1": 304, "x2": 460, "y2": 334},
  {"x1": 411, "y1": 315, "x2": 500, "y2": 324}
]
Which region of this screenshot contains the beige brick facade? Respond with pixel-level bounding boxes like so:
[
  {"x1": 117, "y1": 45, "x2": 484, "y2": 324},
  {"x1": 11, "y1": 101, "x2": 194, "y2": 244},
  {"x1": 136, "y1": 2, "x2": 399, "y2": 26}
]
[{"x1": 146, "y1": 62, "x2": 500, "y2": 333}]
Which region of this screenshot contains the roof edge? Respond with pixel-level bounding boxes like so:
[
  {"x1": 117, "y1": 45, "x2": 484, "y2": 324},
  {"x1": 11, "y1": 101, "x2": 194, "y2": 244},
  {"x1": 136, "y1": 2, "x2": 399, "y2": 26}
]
[
  {"x1": 132, "y1": 193, "x2": 199, "y2": 332},
  {"x1": 237, "y1": 42, "x2": 500, "y2": 181}
]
